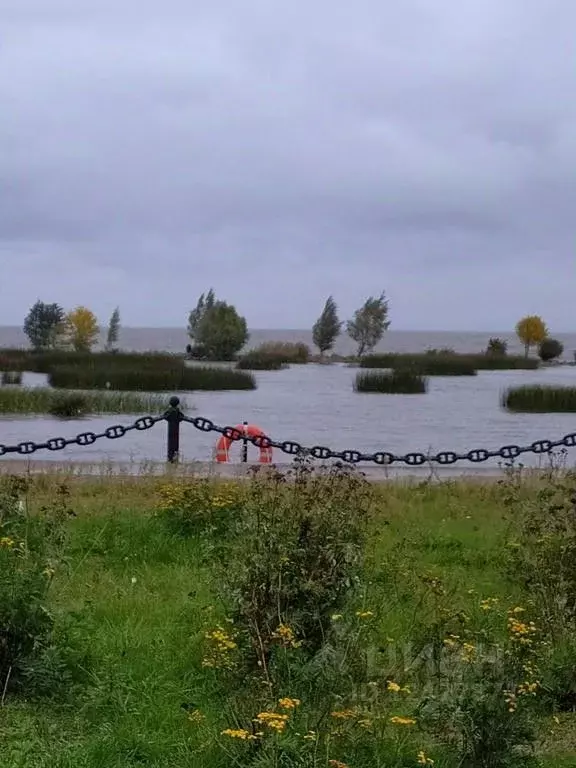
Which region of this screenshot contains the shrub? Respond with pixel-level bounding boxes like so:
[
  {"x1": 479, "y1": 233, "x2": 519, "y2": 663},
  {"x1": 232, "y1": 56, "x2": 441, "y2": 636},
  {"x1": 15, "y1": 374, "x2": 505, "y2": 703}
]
[
  {"x1": 538, "y1": 337, "x2": 564, "y2": 362},
  {"x1": 502, "y1": 385, "x2": 576, "y2": 413},
  {"x1": 354, "y1": 369, "x2": 427, "y2": 393},
  {"x1": 219, "y1": 463, "x2": 375, "y2": 661},
  {"x1": 255, "y1": 341, "x2": 311, "y2": 364},
  {"x1": 1, "y1": 371, "x2": 22, "y2": 385},
  {"x1": 0, "y1": 476, "x2": 74, "y2": 696},
  {"x1": 486, "y1": 337, "x2": 508, "y2": 356},
  {"x1": 48, "y1": 365, "x2": 256, "y2": 392},
  {"x1": 503, "y1": 469, "x2": 576, "y2": 711}
]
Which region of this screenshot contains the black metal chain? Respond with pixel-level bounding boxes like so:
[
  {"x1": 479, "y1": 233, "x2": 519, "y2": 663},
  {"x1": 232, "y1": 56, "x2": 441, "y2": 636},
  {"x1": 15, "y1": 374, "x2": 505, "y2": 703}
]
[
  {"x1": 1, "y1": 403, "x2": 575, "y2": 465},
  {"x1": 0, "y1": 415, "x2": 163, "y2": 456},
  {"x1": 181, "y1": 414, "x2": 576, "y2": 466}
]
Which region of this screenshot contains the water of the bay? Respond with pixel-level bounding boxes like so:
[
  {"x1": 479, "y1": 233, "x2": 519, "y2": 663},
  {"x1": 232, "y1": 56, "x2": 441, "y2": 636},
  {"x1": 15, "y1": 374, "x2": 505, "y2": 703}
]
[{"x1": 2, "y1": 364, "x2": 576, "y2": 470}]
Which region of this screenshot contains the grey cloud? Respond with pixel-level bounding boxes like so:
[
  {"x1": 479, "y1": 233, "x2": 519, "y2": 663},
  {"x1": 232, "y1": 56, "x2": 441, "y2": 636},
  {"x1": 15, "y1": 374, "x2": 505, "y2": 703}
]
[{"x1": 1, "y1": 0, "x2": 575, "y2": 329}]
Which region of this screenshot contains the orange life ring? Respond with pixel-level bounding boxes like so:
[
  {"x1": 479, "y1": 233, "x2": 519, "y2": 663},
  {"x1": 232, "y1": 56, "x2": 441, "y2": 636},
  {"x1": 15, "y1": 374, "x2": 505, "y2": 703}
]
[{"x1": 215, "y1": 423, "x2": 273, "y2": 463}]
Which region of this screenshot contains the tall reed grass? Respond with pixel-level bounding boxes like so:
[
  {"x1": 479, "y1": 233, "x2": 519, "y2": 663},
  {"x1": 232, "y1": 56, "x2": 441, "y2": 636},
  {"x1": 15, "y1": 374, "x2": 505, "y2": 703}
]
[
  {"x1": 360, "y1": 353, "x2": 477, "y2": 376},
  {"x1": 0, "y1": 349, "x2": 184, "y2": 373},
  {"x1": 354, "y1": 369, "x2": 428, "y2": 393},
  {"x1": 502, "y1": 385, "x2": 576, "y2": 413},
  {"x1": 0, "y1": 388, "x2": 168, "y2": 415},
  {"x1": 48, "y1": 365, "x2": 256, "y2": 392}
]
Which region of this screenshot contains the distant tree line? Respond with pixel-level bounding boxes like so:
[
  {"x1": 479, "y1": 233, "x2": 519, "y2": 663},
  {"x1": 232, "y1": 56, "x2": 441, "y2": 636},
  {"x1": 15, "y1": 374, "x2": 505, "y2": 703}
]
[
  {"x1": 22, "y1": 301, "x2": 120, "y2": 353},
  {"x1": 18, "y1": 299, "x2": 566, "y2": 364}
]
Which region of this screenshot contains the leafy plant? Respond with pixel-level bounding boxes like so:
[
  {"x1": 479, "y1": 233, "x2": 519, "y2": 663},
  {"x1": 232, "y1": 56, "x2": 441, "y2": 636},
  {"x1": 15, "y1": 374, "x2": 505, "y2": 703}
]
[
  {"x1": 312, "y1": 296, "x2": 342, "y2": 357},
  {"x1": 515, "y1": 315, "x2": 548, "y2": 358},
  {"x1": 346, "y1": 292, "x2": 391, "y2": 357},
  {"x1": 538, "y1": 337, "x2": 564, "y2": 362}
]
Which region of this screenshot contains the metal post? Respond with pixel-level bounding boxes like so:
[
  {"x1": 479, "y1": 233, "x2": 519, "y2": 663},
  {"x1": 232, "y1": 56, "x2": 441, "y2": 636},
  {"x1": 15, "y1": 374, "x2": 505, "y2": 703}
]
[
  {"x1": 165, "y1": 395, "x2": 182, "y2": 463},
  {"x1": 241, "y1": 420, "x2": 248, "y2": 463}
]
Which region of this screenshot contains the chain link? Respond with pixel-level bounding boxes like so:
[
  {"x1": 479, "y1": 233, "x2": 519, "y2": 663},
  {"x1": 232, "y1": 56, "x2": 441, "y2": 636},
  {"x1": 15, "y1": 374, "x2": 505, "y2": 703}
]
[
  {"x1": 0, "y1": 414, "x2": 164, "y2": 457},
  {"x1": 0, "y1": 404, "x2": 575, "y2": 466}
]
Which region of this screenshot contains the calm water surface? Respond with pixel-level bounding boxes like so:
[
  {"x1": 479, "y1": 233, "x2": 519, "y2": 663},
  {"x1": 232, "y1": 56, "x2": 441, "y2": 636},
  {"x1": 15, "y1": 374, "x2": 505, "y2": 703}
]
[{"x1": 2, "y1": 365, "x2": 576, "y2": 469}]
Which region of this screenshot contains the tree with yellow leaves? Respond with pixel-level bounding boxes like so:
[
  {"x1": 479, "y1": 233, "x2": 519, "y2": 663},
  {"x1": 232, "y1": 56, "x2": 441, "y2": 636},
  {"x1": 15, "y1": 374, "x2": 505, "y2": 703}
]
[
  {"x1": 515, "y1": 315, "x2": 548, "y2": 358},
  {"x1": 66, "y1": 306, "x2": 100, "y2": 352}
]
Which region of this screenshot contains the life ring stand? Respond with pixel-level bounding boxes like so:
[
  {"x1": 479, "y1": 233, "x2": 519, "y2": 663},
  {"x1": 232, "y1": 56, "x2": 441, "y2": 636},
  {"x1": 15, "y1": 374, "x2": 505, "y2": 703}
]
[{"x1": 215, "y1": 423, "x2": 273, "y2": 463}]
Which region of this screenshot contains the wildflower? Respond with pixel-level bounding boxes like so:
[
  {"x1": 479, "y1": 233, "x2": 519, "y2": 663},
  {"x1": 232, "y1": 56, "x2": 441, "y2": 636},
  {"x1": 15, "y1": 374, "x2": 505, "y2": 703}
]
[
  {"x1": 480, "y1": 598, "x2": 499, "y2": 611},
  {"x1": 390, "y1": 716, "x2": 417, "y2": 726},
  {"x1": 303, "y1": 731, "x2": 317, "y2": 741},
  {"x1": 443, "y1": 634, "x2": 460, "y2": 648},
  {"x1": 131, "y1": 576, "x2": 137, "y2": 585},
  {"x1": 272, "y1": 623, "x2": 302, "y2": 648},
  {"x1": 330, "y1": 709, "x2": 357, "y2": 720},
  {"x1": 504, "y1": 690, "x2": 517, "y2": 713},
  {"x1": 278, "y1": 697, "x2": 301, "y2": 710},
  {"x1": 417, "y1": 751, "x2": 434, "y2": 765},
  {"x1": 188, "y1": 709, "x2": 205, "y2": 724},
  {"x1": 387, "y1": 681, "x2": 401, "y2": 692},
  {"x1": 460, "y1": 642, "x2": 476, "y2": 663},
  {"x1": 255, "y1": 712, "x2": 289, "y2": 732},
  {"x1": 358, "y1": 718, "x2": 372, "y2": 729},
  {"x1": 0, "y1": 537, "x2": 15, "y2": 548},
  {"x1": 221, "y1": 728, "x2": 257, "y2": 740},
  {"x1": 517, "y1": 681, "x2": 540, "y2": 696},
  {"x1": 331, "y1": 614, "x2": 343, "y2": 621},
  {"x1": 42, "y1": 567, "x2": 55, "y2": 579},
  {"x1": 202, "y1": 626, "x2": 238, "y2": 669},
  {"x1": 355, "y1": 610, "x2": 374, "y2": 619},
  {"x1": 511, "y1": 606, "x2": 526, "y2": 614},
  {"x1": 328, "y1": 761, "x2": 349, "y2": 768}
]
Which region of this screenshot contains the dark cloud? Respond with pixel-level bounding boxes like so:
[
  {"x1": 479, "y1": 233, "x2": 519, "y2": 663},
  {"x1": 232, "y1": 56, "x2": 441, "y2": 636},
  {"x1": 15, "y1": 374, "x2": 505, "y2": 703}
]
[{"x1": 1, "y1": 0, "x2": 575, "y2": 329}]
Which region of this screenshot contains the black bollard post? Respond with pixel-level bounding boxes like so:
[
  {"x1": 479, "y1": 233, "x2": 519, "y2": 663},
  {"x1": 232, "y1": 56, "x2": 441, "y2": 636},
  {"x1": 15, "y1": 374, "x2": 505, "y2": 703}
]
[
  {"x1": 165, "y1": 396, "x2": 183, "y2": 463},
  {"x1": 241, "y1": 420, "x2": 248, "y2": 463}
]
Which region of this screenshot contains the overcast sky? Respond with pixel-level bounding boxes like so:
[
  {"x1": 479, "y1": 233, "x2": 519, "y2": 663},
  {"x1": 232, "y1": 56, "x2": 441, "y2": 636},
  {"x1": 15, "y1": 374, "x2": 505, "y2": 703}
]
[{"x1": 1, "y1": 0, "x2": 574, "y2": 331}]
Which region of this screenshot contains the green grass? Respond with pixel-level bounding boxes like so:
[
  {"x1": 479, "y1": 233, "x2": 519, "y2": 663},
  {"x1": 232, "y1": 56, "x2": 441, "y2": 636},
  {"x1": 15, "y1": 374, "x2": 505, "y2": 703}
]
[
  {"x1": 502, "y1": 385, "x2": 576, "y2": 413},
  {"x1": 0, "y1": 471, "x2": 575, "y2": 767},
  {"x1": 354, "y1": 369, "x2": 428, "y2": 393},
  {"x1": 0, "y1": 387, "x2": 169, "y2": 415},
  {"x1": 48, "y1": 365, "x2": 256, "y2": 392}
]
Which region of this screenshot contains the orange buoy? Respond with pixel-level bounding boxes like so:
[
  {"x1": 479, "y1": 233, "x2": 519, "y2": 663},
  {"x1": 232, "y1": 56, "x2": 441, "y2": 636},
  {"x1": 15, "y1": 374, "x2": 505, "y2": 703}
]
[{"x1": 215, "y1": 423, "x2": 273, "y2": 463}]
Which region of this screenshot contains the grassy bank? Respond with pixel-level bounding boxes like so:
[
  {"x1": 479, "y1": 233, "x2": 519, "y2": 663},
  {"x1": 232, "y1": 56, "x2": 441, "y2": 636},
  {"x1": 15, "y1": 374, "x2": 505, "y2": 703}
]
[
  {"x1": 0, "y1": 387, "x2": 169, "y2": 415},
  {"x1": 1, "y1": 468, "x2": 576, "y2": 768},
  {"x1": 502, "y1": 385, "x2": 576, "y2": 413}
]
